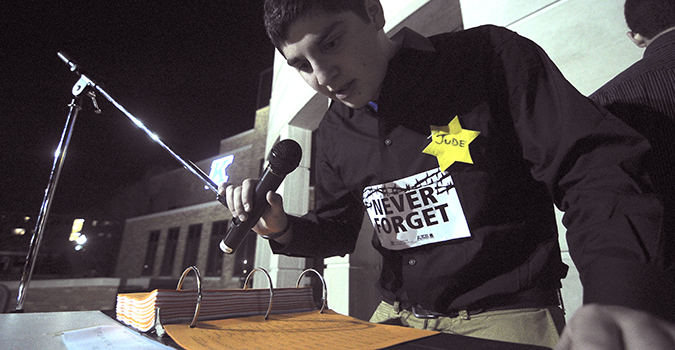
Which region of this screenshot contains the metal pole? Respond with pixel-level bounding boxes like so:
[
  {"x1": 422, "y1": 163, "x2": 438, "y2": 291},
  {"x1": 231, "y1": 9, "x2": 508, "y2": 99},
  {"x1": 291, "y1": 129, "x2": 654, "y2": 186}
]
[
  {"x1": 57, "y1": 52, "x2": 226, "y2": 201},
  {"x1": 14, "y1": 52, "x2": 229, "y2": 311},
  {"x1": 14, "y1": 95, "x2": 84, "y2": 311}
]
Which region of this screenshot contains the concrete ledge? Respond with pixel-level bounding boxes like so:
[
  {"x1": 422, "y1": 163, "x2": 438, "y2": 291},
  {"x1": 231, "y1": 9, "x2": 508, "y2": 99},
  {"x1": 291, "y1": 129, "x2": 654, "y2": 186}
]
[
  {"x1": 2, "y1": 278, "x2": 120, "y2": 289},
  {"x1": 1, "y1": 278, "x2": 121, "y2": 313}
]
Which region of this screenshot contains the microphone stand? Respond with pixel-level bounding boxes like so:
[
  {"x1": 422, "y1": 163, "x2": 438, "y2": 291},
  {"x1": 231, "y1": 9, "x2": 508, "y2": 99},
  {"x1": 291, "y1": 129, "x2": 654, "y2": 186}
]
[
  {"x1": 57, "y1": 52, "x2": 223, "y2": 195},
  {"x1": 13, "y1": 52, "x2": 225, "y2": 312},
  {"x1": 13, "y1": 91, "x2": 86, "y2": 312}
]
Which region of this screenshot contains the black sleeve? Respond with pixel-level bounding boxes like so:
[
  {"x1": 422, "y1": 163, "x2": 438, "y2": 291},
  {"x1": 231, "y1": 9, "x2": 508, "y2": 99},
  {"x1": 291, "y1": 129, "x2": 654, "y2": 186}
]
[
  {"x1": 491, "y1": 26, "x2": 666, "y2": 316},
  {"x1": 269, "y1": 108, "x2": 365, "y2": 259}
]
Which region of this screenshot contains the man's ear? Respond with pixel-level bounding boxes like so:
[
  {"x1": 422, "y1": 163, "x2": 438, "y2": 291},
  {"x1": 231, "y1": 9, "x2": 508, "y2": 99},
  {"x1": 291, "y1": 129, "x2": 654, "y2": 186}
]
[
  {"x1": 627, "y1": 31, "x2": 648, "y2": 48},
  {"x1": 365, "y1": 0, "x2": 386, "y2": 30}
]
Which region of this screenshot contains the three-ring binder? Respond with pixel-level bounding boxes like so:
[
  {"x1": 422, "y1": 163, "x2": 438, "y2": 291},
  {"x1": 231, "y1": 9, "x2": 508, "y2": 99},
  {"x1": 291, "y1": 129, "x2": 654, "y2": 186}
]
[
  {"x1": 296, "y1": 268, "x2": 327, "y2": 313},
  {"x1": 243, "y1": 267, "x2": 275, "y2": 320},
  {"x1": 153, "y1": 266, "x2": 328, "y2": 336}
]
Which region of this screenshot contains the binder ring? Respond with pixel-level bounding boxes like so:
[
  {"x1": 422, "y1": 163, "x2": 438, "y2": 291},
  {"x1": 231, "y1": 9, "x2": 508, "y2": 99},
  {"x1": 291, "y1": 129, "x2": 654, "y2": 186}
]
[
  {"x1": 296, "y1": 268, "x2": 327, "y2": 313},
  {"x1": 176, "y1": 266, "x2": 203, "y2": 328},
  {"x1": 243, "y1": 267, "x2": 274, "y2": 320}
]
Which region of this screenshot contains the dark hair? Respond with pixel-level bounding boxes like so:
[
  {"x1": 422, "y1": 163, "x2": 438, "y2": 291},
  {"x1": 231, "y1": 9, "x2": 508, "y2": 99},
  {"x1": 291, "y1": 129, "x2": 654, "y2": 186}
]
[
  {"x1": 264, "y1": 0, "x2": 371, "y2": 49},
  {"x1": 625, "y1": 0, "x2": 675, "y2": 38}
]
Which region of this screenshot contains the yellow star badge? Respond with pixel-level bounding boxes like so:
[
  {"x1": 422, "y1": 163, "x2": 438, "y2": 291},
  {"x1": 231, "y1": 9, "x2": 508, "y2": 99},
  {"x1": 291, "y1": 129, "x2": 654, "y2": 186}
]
[{"x1": 422, "y1": 116, "x2": 480, "y2": 171}]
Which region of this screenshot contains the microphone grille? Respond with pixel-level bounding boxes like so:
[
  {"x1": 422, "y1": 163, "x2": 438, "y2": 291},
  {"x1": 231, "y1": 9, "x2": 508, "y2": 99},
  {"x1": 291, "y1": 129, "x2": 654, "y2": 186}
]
[{"x1": 268, "y1": 139, "x2": 302, "y2": 175}]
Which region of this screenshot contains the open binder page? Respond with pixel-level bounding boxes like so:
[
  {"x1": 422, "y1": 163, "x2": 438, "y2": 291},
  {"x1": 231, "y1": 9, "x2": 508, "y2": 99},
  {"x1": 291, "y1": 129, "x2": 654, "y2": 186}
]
[{"x1": 163, "y1": 309, "x2": 438, "y2": 350}]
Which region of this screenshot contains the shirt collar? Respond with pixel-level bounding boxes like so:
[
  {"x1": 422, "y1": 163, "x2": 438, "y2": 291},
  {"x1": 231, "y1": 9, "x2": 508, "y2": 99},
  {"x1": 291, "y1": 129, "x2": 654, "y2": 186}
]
[
  {"x1": 390, "y1": 27, "x2": 437, "y2": 52},
  {"x1": 645, "y1": 28, "x2": 675, "y2": 58},
  {"x1": 360, "y1": 27, "x2": 438, "y2": 116}
]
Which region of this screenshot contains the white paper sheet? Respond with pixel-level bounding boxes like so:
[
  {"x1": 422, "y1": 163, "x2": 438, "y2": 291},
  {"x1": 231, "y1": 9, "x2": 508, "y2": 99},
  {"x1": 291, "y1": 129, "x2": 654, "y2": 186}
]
[{"x1": 62, "y1": 325, "x2": 174, "y2": 350}]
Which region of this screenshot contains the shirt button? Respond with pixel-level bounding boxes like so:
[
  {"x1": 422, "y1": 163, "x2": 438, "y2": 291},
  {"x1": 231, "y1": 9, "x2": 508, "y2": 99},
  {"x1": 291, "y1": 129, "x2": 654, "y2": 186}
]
[
  {"x1": 384, "y1": 139, "x2": 392, "y2": 146},
  {"x1": 408, "y1": 258, "x2": 417, "y2": 266}
]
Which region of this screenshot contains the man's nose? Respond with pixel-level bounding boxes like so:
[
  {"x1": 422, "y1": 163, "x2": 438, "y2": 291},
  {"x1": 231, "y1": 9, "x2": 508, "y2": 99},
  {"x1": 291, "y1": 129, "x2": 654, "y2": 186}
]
[{"x1": 315, "y1": 63, "x2": 337, "y2": 87}]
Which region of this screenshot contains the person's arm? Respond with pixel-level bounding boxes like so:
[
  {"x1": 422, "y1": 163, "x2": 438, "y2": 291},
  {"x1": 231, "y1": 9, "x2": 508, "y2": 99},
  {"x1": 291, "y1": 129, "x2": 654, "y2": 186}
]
[
  {"x1": 492, "y1": 27, "x2": 665, "y2": 312},
  {"x1": 219, "y1": 116, "x2": 364, "y2": 259},
  {"x1": 268, "y1": 134, "x2": 365, "y2": 258}
]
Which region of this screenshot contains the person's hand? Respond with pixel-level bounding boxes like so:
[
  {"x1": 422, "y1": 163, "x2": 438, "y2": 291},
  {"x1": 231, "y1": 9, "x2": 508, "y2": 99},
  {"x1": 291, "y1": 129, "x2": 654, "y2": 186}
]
[
  {"x1": 555, "y1": 304, "x2": 675, "y2": 350},
  {"x1": 219, "y1": 179, "x2": 288, "y2": 237}
]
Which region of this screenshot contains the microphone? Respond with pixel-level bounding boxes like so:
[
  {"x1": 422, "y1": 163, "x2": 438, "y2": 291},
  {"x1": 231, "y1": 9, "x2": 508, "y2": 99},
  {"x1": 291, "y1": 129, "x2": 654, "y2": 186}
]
[{"x1": 220, "y1": 139, "x2": 302, "y2": 254}]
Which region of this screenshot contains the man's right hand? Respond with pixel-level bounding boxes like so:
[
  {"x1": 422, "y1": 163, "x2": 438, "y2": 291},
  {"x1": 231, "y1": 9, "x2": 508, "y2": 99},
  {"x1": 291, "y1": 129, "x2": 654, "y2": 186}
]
[{"x1": 219, "y1": 179, "x2": 291, "y2": 242}]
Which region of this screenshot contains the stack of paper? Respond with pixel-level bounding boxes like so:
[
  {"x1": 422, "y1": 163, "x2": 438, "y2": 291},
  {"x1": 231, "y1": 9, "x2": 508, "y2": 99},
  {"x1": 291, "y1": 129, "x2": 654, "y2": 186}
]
[{"x1": 116, "y1": 286, "x2": 317, "y2": 332}]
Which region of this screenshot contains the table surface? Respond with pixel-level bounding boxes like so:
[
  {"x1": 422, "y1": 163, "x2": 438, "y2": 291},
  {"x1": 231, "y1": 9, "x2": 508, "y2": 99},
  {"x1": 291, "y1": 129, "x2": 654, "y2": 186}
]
[
  {"x1": 0, "y1": 310, "x2": 183, "y2": 350},
  {"x1": 0, "y1": 310, "x2": 551, "y2": 350},
  {"x1": 0, "y1": 310, "x2": 123, "y2": 349}
]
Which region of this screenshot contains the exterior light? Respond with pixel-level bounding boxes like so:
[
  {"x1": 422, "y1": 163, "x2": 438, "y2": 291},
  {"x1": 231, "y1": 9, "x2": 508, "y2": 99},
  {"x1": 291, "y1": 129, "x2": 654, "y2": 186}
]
[{"x1": 76, "y1": 234, "x2": 87, "y2": 245}]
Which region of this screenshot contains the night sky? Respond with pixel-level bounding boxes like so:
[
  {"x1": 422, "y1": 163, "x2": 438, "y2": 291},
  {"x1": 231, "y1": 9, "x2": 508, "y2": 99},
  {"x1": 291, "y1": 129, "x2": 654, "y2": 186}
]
[{"x1": 1, "y1": 2, "x2": 275, "y2": 217}]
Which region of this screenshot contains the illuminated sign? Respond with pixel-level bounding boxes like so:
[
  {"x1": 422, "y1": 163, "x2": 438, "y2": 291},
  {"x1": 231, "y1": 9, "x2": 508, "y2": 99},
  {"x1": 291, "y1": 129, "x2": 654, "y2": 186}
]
[
  {"x1": 206, "y1": 155, "x2": 235, "y2": 189},
  {"x1": 69, "y1": 218, "x2": 85, "y2": 241}
]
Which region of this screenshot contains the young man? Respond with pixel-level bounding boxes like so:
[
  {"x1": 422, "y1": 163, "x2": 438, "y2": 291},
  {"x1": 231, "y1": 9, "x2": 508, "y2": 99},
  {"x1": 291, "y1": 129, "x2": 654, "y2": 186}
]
[
  {"x1": 589, "y1": 0, "x2": 675, "y2": 325},
  {"x1": 223, "y1": 0, "x2": 664, "y2": 347}
]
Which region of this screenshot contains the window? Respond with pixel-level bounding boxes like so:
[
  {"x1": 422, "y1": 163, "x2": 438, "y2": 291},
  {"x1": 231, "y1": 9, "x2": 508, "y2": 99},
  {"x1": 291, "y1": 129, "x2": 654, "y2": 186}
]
[
  {"x1": 160, "y1": 227, "x2": 180, "y2": 276},
  {"x1": 182, "y1": 224, "x2": 202, "y2": 268},
  {"x1": 206, "y1": 220, "x2": 227, "y2": 276},
  {"x1": 142, "y1": 230, "x2": 160, "y2": 276}
]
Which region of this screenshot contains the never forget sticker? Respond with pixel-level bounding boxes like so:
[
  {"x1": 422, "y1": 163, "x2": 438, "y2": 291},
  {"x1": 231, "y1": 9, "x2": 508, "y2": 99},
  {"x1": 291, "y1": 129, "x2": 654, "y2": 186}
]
[{"x1": 363, "y1": 168, "x2": 471, "y2": 250}]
